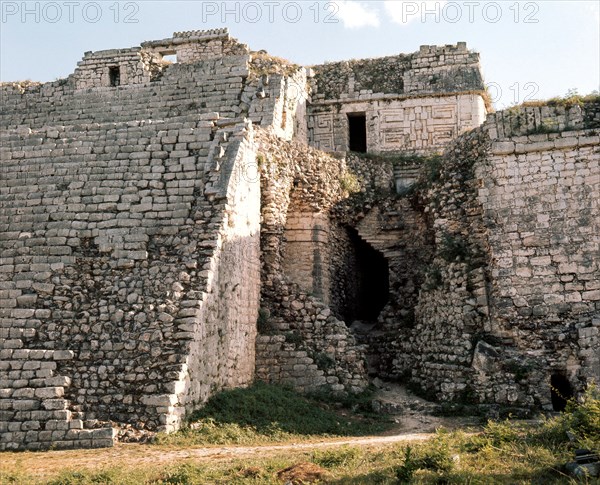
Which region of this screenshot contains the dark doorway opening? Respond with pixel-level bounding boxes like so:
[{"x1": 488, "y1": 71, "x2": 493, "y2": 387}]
[
  {"x1": 343, "y1": 228, "x2": 389, "y2": 323},
  {"x1": 550, "y1": 373, "x2": 574, "y2": 411},
  {"x1": 109, "y1": 66, "x2": 121, "y2": 87},
  {"x1": 348, "y1": 113, "x2": 367, "y2": 153}
]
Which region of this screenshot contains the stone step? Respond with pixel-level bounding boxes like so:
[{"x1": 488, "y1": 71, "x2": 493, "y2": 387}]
[
  {"x1": 0, "y1": 426, "x2": 116, "y2": 451},
  {"x1": 371, "y1": 381, "x2": 441, "y2": 416},
  {"x1": 0, "y1": 349, "x2": 75, "y2": 361}
]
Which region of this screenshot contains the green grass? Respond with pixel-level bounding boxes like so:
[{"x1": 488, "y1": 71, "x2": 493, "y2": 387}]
[
  {"x1": 154, "y1": 382, "x2": 391, "y2": 446},
  {"x1": 522, "y1": 92, "x2": 600, "y2": 109},
  {"x1": 2, "y1": 385, "x2": 599, "y2": 484}
]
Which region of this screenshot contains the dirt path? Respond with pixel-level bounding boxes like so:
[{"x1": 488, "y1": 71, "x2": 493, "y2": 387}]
[
  {"x1": 1, "y1": 431, "x2": 437, "y2": 476},
  {"x1": 2, "y1": 384, "x2": 480, "y2": 478}
]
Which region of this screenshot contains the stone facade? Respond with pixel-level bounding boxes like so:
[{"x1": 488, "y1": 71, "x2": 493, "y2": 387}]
[
  {"x1": 308, "y1": 43, "x2": 487, "y2": 153},
  {"x1": 1, "y1": 29, "x2": 599, "y2": 451},
  {"x1": 356, "y1": 103, "x2": 600, "y2": 412},
  {"x1": 0, "y1": 30, "x2": 272, "y2": 450}
]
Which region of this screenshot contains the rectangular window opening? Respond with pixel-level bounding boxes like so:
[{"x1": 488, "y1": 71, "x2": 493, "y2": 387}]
[
  {"x1": 161, "y1": 52, "x2": 178, "y2": 64},
  {"x1": 348, "y1": 113, "x2": 367, "y2": 153},
  {"x1": 109, "y1": 66, "x2": 120, "y2": 87}
]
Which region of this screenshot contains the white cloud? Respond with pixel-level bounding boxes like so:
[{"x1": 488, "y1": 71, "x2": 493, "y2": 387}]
[
  {"x1": 332, "y1": 1, "x2": 380, "y2": 29},
  {"x1": 384, "y1": 1, "x2": 448, "y2": 25}
]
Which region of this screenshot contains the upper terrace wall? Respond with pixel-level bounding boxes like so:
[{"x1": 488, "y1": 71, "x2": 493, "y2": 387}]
[
  {"x1": 308, "y1": 43, "x2": 487, "y2": 154},
  {"x1": 142, "y1": 29, "x2": 249, "y2": 64},
  {"x1": 70, "y1": 28, "x2": 248, "y2": 91},
  {"x1": 0, "y1": 56, "x2": 250, "y2": 128}
]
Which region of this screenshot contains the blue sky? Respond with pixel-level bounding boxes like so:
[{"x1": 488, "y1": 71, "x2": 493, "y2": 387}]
[{"x1": 1, "y1": 1, "x2": 598, "y2": 108}]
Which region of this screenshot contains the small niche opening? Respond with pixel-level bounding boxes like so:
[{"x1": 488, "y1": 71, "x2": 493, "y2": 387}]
[
  {"x1": 348, "y1": 113, "x2": 367, "y2": 153},
  {"x1": 550, "y1": 373, "x2": 574, "y2": 412},
  {"x1": 108, "y1": 66, "x2": 120, "y2": 87}
]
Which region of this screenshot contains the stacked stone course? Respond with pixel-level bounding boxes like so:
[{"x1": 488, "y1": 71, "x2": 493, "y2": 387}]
[{"x1": 358, "y1": 103, "x2": 599, "y2": 409}]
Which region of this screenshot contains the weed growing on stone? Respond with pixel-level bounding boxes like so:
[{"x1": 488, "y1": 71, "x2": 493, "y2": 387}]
[{"x1": 339, "y1": 170, "x2": 361, "y2": 193}]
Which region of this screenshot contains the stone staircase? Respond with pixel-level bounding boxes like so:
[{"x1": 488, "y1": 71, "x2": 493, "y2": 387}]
[
  {"x1": 370, "y1": 380, "x2": 440, "y2": 416},
  {"x1": 0, "y1": 344, "x2": 115, "y2": 450}
]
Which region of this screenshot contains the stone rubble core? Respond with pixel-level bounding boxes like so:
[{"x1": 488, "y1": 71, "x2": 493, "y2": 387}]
[{"x1": 1, "y1": 28, "x2": 598, "y2": 450}]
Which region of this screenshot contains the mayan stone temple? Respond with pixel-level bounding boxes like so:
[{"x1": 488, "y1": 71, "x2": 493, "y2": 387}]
[{"x1": 1, "y1": 28, "x2": 599, "y2": 450}]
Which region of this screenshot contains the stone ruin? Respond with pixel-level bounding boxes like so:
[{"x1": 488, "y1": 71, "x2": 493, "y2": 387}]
[{"x1": 0, "y1": 28, "x2": 598, "y2": 450}]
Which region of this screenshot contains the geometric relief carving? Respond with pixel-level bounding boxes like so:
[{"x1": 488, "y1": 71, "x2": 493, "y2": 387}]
[
  {"x1": 433, "y1": 106, "x2": 455, "y2": 119},
  {"x1": 431, "y1": 124, "x2": 456, "y2": 144},
  {"x1": 381, "y1": 109, "x2": 405, "y2": 124},
  {"x1": 312, "y1": 113, "x2": 334, "y2": 150},
  {"x1": 380, "y1": 108, "x2": 408, "y2": 149},
  {"x1": 382, "y1": 131, "x2": 409, "y2": 148}
]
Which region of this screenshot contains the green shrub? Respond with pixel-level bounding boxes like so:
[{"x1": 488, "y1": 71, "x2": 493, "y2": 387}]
[
  {"x1": 256, "y1": 307, "x2": 272, "y2": 333},
  {"x1": 339, "y1": 170, "x2": 361, "y2": 193},
  {"x1": 311, "y1": 351, "x2": 335, "y2": 370},
  {"x1": 395, "y1": 436, "x2": 456, "y2": 482},
  {"x1": 422, "y1": 265, "x2": 443, "y2": 291},
  {"x1": 532, "y1": 383, "x2": 600, "y2": 448},
  {"x1": 439, "y1": 231, "x2": 470, "y2": 262},
  {"x1": 284, "y1": 331, "x2": 303, "y2": 345},
  {"x1": 155, "y1": 382, "x2": 390, "y2": 446},
  {"x1": 312, "y1": 446, "x2": 361, "y2": 468}
]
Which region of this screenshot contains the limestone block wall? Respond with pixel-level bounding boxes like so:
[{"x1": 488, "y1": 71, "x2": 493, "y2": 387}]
[
  {"x1": 0, "y1": 32, "x2": 273, "y2": 447},
  {"x1": 340, "y1": 103, "x2": 599, "y2": 409},
  {"x1": 247, "y1": 65, "x2": 308, "y2": 143},
  {"x1": 1, "y1": 56, "x2": 250, "y2": 128},
  {"x1": 472, "y1": 105, "x2": 600, "y2": 408},
  {"x1": 142, "y1": 29, "x2": 249, "y2": 64},
  {"x1": 311, "y1": 43, "x2": 482, "y2": 100},
  {"x1": 73, "y1": 48, "x2": 152, "y2": 90},
  {"x1": 0, "y1": 32, "x2": 325, "y2": 452},
  {"x1": 0, "y1": 115, "x2": 261, "y2": 448},
  {"x1": 382, "y1": 103, "x2": 600, "y2": 408},
  {"x1": 482, "y1": 130, "x2": 600, "y2": 321},
  {"x1": 71, "y1": 29, "x2": 250, "y2": 91},
  {"x1": 166, "y1": 121, "x2": 260, "y2": 425},
  {"x1": 0, "y1": 30, "x2": 350, "y2": 450},
  {"x1": 308, "y1": 43, "x2": 487, "y2": 154},
  {"x1": 309, "y1": 94, "x2": 486, "y2": 154}
]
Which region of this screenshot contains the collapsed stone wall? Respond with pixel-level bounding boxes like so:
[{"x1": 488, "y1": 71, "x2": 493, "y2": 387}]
[
  {"x1": 330, "y1": 155, "x2": 435, "y2": 376},
  {"x1": 254, "y1": 132, "x2": 368, "y2": 394},
  {"x1": 308, "y1": 43, "x2": 487, "y2": 153},
  {"x1": 405, "y1": 129, "x2": 491, "y2": 401},
  {"x1": 357, "y1": 102, "x2": 600, "y2": 410}
]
